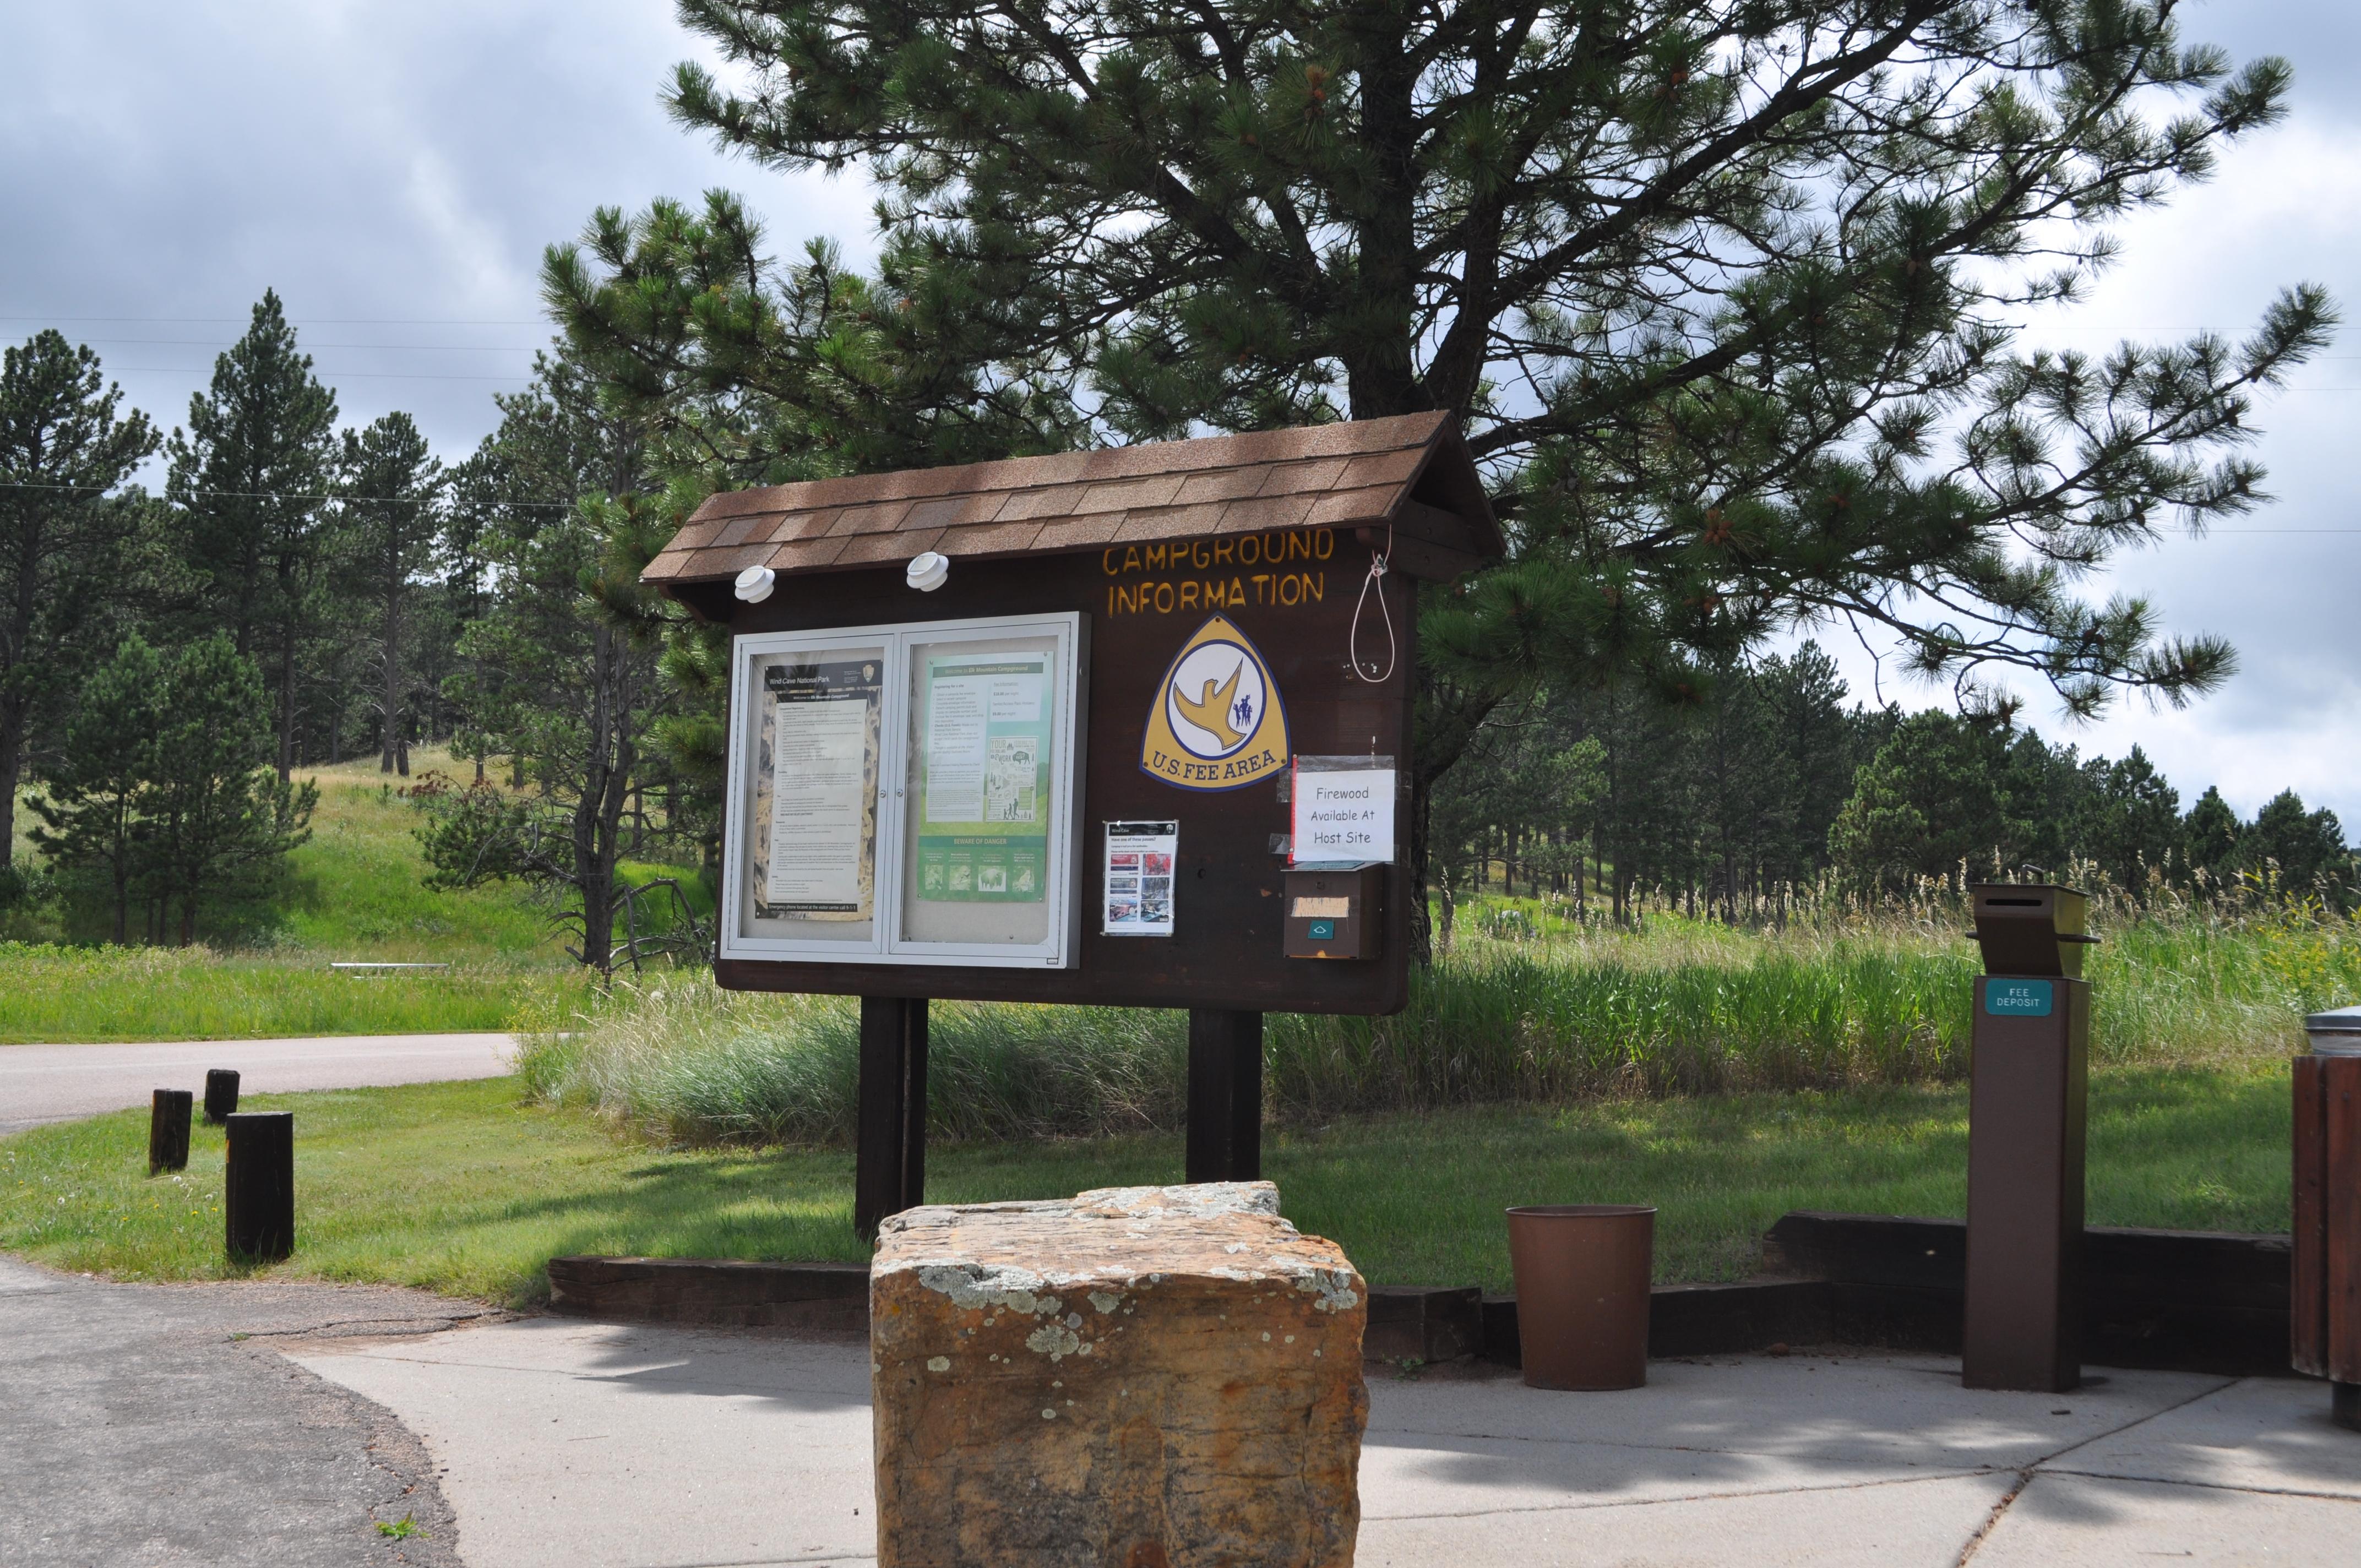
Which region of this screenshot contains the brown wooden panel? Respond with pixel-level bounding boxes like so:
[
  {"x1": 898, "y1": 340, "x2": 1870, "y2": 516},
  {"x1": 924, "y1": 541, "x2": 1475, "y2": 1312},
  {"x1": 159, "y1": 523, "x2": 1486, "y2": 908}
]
[
  {"x1": 2294, "y1": 1054, "x2": 2330, "y2": 1376},
  {"x1": 1356, "y1": 526, "x2": 1481, "y2": 583},
  {"x1": 1389, "y1": 499, "x2": 1484, "y2": 548},
  {"x1": 2329, "y1": 1057, "x2": 2361, "y2": 1381},
  {"x1": 717, "y1": 535, "x2": 1415, "y2": 1015}
]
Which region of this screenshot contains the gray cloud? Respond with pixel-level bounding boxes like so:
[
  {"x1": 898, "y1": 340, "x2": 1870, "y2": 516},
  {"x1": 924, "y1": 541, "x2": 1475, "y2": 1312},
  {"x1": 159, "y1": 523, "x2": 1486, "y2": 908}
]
[{"x1": 0, "y1": 1, "x2": 872, "y2": 465}]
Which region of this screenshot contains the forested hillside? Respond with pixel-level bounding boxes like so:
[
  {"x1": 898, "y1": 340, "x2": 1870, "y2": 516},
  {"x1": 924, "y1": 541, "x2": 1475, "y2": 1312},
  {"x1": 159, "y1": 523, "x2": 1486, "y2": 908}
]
[
  {"x1": 1, "y1": 302, "x2": 708, "y2": 964},
  {"x1": 1431, "y1": 644, "x2": 2353, "y2": 925}
]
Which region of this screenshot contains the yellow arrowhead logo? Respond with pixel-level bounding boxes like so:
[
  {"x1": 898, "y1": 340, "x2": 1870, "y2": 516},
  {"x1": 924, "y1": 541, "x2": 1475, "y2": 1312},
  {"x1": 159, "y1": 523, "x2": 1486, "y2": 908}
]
[{"x1": 1140, "y1": 615, "x2": 1291, "y2": 791}]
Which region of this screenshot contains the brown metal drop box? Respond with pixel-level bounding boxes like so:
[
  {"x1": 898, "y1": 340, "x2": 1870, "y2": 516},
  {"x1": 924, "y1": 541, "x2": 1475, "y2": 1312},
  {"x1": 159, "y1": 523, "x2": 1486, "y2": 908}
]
[{"x1": 1283, "y1": 863, "x2": 1384, "y2": 960}]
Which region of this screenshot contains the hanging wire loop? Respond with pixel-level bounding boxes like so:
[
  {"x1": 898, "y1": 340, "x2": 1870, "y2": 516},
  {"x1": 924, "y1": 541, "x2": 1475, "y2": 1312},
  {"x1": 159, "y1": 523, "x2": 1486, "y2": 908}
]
[{"x1": 1348, "y1": 528, "x2": 1396, "y2": 683}]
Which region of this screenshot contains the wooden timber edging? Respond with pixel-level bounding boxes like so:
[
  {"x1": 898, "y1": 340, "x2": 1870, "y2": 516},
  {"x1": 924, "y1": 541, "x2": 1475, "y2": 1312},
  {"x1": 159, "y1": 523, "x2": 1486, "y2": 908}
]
[
  {"x1": 546, "y1": 1212, "x2": 2296, "y2": 1378},
  {"x1": 546, "y1": 1255, "x2": 868, "y2": 1332}
]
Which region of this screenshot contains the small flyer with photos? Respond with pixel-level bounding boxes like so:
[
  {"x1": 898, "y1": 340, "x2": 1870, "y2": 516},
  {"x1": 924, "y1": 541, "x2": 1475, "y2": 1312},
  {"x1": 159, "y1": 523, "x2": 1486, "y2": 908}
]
[{"x1": 1102, "y1": 820, "x2": 1178, "y2": 936}]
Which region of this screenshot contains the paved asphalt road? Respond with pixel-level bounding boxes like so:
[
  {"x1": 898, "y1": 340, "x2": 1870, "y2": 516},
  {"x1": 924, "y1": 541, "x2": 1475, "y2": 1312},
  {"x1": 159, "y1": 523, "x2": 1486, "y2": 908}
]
[
  {"x1": 0, "y1": 1256, "x2": 486, "y2": 1567},
  {"x1": 0, "y1": 1034, "x2": 516, "y2": 1134}
]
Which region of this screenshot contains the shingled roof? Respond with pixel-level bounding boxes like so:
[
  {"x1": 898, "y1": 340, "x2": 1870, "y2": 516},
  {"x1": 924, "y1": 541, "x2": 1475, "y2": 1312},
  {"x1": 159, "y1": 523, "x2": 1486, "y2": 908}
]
[{"x1": 641, "y1": 411, "x2": 1501, "y2": 590}]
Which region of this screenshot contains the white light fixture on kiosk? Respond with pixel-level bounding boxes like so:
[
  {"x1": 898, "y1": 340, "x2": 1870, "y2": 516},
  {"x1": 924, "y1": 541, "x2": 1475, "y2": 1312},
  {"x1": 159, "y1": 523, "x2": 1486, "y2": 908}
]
[
  {"x1": 905, "y1": 551, "x2": 949, "y2": 592},
  {"x1": 733, "y1": 564, "x2": 776, "y2": 603}
]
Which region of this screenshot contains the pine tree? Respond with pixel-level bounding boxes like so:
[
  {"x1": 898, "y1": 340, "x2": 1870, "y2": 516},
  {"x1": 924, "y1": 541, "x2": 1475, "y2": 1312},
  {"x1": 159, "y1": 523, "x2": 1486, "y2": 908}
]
[
  {"x1": 337, "y1": 412, "x2": 444, "y2": 775},
  {"x1": 25, "y1": 635, "x2": 165, "y2": 942},
  {"x1": 0, "y1": 332, "x2": 159, "y2": 867},
  {"x1": 165, "y1": 291, "x2": 340, "y2": 778},
  {"x1": 2076, "y1": 746, "x2": 2182, "y2": 892},
  {"x1": 142, "y1": 634, "x2": 317, "y2": 945},
  {"x1": 567, "y1": 0, "x2": 2333, "y2": 706},
  {"x1": 436, "y1": 352, "x2": 669, "y2": 973},
  {"x1": 560, "y1": 1, "x2": 2333, "y2": 951},
  {"x1": 2002, "y1": 732, "x2": 2095, "y2": 879},
  {"x1": 2184, "y1": 786, "x2": 2242, "y2": 886},
  {"x1": 1754, "y1": 645, "x2": 1886, "y2": 896},
  {"x1": 2239, "y1": 791, "x2": 2352, "y2": 904},
  {"x1": 1829, "y1": 712, "x2": 2012, "y2": 892}
]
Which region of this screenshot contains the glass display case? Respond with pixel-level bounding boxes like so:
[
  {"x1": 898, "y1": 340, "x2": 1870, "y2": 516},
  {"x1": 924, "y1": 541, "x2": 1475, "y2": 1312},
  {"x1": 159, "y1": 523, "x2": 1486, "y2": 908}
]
[{"x1": 721, "y1": 613, "x2": 1084, "y2": 967}]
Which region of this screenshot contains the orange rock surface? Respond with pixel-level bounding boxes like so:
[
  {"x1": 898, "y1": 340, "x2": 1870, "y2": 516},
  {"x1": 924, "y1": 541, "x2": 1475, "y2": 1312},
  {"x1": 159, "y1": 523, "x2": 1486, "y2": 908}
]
[{"x1": 870, "y1": 1182, "x2": 1368, "y2": 1567}]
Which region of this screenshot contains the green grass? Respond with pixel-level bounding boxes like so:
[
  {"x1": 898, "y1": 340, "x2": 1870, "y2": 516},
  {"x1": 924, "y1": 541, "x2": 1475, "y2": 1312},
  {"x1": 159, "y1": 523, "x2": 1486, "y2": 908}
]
[
  {"x1": 275, "y1": 758, "x2": 572, "y2": 963},
  {"x1": 0, "y1": 943, "x2": 592, "y2": 1044},
  {"x1": 0, "y1": 1064, "x2": 2290, "y2": 1303}
]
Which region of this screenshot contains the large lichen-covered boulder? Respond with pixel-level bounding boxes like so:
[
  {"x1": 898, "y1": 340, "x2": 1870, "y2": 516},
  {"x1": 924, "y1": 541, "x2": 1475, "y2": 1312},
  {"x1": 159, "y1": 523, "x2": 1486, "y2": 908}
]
[{"x1": 870, "y1": 1181, "x2": 1368, "y2": 1567}]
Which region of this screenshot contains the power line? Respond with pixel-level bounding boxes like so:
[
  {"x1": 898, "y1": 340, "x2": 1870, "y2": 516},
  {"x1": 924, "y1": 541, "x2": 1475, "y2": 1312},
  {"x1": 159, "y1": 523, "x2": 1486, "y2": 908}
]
[
  {"x1": 64, "y1": 339, "x2": 543, "y2": 351},
  {"x1": 0, "y1": 478, "x2": 571, "y2": 509},
  {"x1": 105, "y1": 367, "x2": 534, "y2": 382},
  {"x1": 0, "y1": 315, "x2": 548, "y2": 325}
]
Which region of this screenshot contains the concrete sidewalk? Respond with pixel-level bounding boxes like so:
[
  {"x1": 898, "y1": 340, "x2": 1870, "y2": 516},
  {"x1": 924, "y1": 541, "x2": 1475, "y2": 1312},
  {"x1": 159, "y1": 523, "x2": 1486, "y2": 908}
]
[
  {"x1": 292, "y1": 1315, "x2": 2361, "y2": 1568},
  {"x1": 0, "y1": 1033, "x2": 516, "y2": 1133}
]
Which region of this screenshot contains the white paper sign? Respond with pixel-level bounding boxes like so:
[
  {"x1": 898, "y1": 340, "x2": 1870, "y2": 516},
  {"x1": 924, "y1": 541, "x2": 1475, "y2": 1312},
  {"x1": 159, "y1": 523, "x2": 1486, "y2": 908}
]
[
  {"x1": 1102, "y1": 820, "x2": 1178, "y2": 935},
  {"x1": 766, "y1": 695, "x2": 872, "y2": 907},
  {"x1": 1291, "y1": 763, "x2": 1396, "y2": 863}
]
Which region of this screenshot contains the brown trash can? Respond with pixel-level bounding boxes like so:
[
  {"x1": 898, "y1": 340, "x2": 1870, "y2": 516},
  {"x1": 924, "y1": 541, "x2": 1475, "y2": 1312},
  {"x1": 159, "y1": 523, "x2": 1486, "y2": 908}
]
[
  {"x1": 1506, "y1": 1204, "x2": 1656, "y2": 1390},
  {"x1": 2293, "y1": 1004, "x2": 2361, "y2": 1430}
]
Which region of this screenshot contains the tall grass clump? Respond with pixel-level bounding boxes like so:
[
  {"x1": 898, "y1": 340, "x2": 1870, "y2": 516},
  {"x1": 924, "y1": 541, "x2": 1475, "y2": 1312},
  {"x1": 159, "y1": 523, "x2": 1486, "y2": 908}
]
[
  {"x1": 516, "y1": 893, "x2": 2359, "y2": 1149},
  {"x1": 1267, "y1": 933, "x2": 1976, "y2": 1115},
  {"x1": 515, "y1": 978, "x2": 1187, "y2": 1146},
  {"x1": 2092, "y1": 909, "x2": 2361, "y2": 1063},
  {"x1": 518, "y1": 929, "x2": 1982, "y2": 1146}
]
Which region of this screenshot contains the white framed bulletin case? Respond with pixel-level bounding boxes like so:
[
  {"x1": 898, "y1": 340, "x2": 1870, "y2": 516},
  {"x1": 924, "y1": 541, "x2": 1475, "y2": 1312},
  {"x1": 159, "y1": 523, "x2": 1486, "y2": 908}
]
[{"x1": 720, "y1": 612, "x2": 1086, "y2": 968}]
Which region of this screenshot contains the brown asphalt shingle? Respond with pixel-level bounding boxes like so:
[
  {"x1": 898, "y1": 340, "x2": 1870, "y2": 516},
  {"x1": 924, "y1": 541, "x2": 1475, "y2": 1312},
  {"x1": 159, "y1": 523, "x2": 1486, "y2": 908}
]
[{"x1": 643, "y1": 411, "x2": 1498, "y2": 587}]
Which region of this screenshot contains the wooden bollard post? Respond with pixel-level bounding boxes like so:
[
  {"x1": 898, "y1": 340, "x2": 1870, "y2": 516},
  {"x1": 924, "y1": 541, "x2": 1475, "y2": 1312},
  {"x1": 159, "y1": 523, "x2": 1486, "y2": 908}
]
[
  {"x1": 148, "y1": 1089, "x2": 192, "y2": 1176},
  {"x1": 203, "y1": 1069, "x2": 241, "y2": 1125},
  {"x1": 224, "y1": 1112, "x2": 294, "y2": 1262}
]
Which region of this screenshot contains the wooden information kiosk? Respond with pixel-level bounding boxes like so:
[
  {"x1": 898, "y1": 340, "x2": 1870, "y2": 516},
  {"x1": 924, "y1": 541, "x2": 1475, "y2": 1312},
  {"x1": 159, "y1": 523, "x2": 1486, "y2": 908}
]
[{"x1": 643, "y1": 412, "x2": 1500, "y2": 1233}]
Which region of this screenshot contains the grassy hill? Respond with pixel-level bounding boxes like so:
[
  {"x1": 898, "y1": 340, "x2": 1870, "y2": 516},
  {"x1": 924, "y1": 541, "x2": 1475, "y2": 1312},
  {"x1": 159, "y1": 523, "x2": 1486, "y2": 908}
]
[
  {"x1": 282, "y1": 753, "x2": 577, "y2": 963},
  {"x1": 0, "y1": 748, "x2": 674, "y2": 1041}
]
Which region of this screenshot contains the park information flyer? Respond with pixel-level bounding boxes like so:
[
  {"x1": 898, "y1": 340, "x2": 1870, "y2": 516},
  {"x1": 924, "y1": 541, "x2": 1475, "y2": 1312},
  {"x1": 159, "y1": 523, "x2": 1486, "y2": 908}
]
[
  {"x1": 760, "y1": 657, "x2": 883, "y2": 917},
  {"x1": 917, "y1": 654, "x2": 1053, "y2": 903},
  {"x1": 1102, "y1": 820, "x2": 1178, "y2": 935}
]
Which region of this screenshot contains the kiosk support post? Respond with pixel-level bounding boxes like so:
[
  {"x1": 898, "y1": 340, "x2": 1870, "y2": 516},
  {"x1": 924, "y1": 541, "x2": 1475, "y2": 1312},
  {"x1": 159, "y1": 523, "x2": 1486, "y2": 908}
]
[
  {"x1": 1185, "y1": 1008, "x2": 1263, "y2": 1183},
  {"x1": 856, "y1": 997, "x2": 929, "y2": 1239},
  {"x1": 1962, "y1": 884, "x2": 2094, "y2": 1393}
]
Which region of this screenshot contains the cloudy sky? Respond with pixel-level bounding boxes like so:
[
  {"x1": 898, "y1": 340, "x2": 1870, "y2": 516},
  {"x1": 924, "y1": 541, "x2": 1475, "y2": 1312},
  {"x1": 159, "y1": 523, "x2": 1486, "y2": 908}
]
[{"x1": 4, "y1": 2, "x2": 2355, "y2": 823}]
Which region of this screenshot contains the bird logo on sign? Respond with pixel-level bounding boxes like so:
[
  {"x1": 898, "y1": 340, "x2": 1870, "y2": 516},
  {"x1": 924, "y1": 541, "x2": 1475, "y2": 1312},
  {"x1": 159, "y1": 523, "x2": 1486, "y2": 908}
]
[
  {"x1": 1140, "y1": 616, "x2": 1290, "y2": 791},
  {"x1": 1173, "y1": 660, "x2": 1249, "y2": 749}
]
